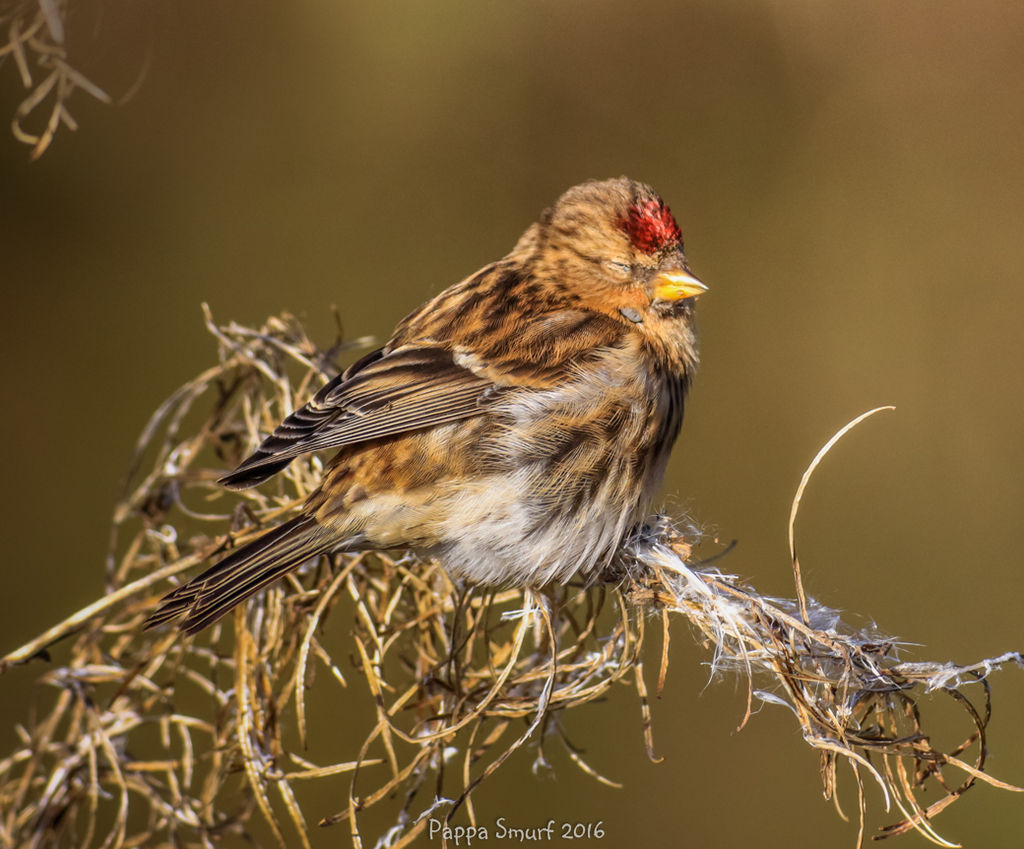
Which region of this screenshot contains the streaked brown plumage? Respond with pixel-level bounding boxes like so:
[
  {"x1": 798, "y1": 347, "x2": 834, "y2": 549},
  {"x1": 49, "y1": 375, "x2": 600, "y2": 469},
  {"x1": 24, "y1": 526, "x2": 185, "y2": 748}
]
[{"x1": 146, "y1": 177, "x2": 707, "y2": 634}]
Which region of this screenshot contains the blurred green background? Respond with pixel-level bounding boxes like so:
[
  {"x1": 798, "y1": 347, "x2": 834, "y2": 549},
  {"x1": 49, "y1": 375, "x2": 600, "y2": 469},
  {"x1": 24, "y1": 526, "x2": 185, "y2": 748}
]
[{"x1": 3, "y1": 0, "x2": 1024, "y2": 846}]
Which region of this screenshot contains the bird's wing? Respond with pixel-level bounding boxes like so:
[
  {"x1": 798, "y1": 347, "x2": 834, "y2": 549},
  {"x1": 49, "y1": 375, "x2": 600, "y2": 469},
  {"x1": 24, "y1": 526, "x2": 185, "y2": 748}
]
[
  {"x1": 219, "y1": 344, "x2": 502, "y2": 488},
  {"x1": 220, "y1": 307, "x2": 631, "y2": 489}
]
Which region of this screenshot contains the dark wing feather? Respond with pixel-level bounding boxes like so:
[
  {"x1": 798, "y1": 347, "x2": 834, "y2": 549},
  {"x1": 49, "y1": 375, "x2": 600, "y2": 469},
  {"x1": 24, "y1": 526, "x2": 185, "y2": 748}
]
[{"x1": 220, "y1": 345, "x2": 499, "y2": 489}]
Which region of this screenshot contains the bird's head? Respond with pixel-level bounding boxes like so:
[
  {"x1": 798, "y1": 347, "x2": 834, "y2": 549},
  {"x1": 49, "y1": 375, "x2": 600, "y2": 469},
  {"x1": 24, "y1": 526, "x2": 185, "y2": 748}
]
[{"x1": 526, "y1": 177, "x2": 707, "y2": 327}]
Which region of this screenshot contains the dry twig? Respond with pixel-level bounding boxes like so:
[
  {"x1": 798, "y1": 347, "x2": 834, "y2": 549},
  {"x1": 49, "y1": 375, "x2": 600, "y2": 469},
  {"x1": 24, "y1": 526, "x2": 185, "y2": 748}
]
[{"x1": 1, "y1": 0, "x2": 112, "y2": 157}]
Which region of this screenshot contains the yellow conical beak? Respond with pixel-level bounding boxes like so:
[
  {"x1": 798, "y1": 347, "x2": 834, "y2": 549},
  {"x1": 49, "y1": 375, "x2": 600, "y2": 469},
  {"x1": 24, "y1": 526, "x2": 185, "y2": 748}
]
[{"x1": 652, "y1": 269, "x2": 708, "y2": 301}]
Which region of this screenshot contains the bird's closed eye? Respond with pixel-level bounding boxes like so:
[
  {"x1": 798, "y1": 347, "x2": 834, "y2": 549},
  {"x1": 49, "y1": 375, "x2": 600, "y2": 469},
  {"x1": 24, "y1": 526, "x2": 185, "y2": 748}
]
[{"x1": 607, "y1": 260, "x2": 631, "y2": 274}]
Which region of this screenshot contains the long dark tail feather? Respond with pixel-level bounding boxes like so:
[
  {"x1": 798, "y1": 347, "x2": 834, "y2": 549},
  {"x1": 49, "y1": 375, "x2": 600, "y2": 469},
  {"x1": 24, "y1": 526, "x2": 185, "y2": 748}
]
[{"x1": 144, "y1": 515, "x2": 335, "y2": 635}]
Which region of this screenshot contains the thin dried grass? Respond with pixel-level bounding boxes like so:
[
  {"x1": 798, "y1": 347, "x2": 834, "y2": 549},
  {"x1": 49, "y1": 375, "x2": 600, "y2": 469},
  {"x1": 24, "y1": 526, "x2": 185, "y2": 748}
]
[
  {"x1": 1, "y1": 0, "x2": 112, "y2": 158},
  {"x1": 1, "y1": 308, "x2": 1021, "y2": 848}
]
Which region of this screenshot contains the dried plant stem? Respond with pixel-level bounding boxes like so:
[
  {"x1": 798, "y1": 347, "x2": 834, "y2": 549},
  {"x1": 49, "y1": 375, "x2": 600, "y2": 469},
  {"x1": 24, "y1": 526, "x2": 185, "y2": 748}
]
[{"x1": 2, "y1": 0, "x2": 114, "y2": 157}]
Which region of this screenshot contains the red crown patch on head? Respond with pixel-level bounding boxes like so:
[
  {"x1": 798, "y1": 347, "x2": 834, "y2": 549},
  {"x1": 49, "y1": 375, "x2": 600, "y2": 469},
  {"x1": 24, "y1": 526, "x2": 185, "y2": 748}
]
[{"x1": 620, "y1": 199, "x2": 682, "y2": 254}]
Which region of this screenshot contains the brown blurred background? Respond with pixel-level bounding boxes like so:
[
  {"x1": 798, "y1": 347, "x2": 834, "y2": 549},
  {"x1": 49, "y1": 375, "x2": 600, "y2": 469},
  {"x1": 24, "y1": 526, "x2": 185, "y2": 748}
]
[{"x1": 2, "y1": 1, "x2": 1024, "y2": 846}]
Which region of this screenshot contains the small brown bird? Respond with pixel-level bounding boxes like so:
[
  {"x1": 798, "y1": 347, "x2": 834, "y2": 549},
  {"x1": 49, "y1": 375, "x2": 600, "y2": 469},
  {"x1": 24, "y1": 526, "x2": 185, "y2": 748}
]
[{"x1": 147, "y1": 177, "x2": 707, "y2": 634}]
